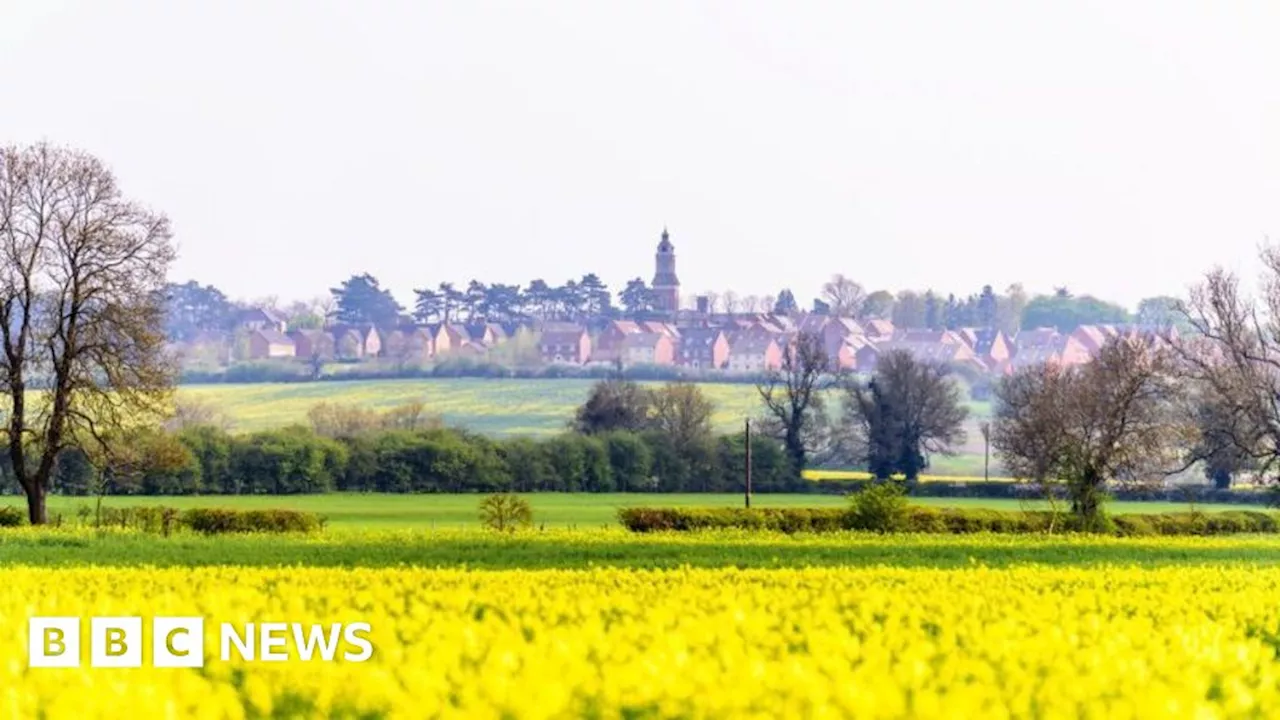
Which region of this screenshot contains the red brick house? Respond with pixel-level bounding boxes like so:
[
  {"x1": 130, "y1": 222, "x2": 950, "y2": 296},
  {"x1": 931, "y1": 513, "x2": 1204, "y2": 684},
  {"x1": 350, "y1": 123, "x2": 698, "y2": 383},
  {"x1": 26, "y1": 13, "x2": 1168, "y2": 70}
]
[
  {"x1": 622, "y1": 333, "x2": 674, "y2": 365},
  {"x1": 248, "y1": 329, "x2": 296, "y2": 359},
  {"x1": 379, "y1": 326, "x2": 433, "y2": 363},
  {"x1": 676, "y1": 328, "x2": 730, "y2": 369},
  {"x1": 539, "y1": 328, "x2": 591, "y2": 364},
  {"x1": 727, "y1": 336, "x2": 782, "y2": 373},
  {"x1": 289, "y1": 329, "x2": 335, "y2": 359}
]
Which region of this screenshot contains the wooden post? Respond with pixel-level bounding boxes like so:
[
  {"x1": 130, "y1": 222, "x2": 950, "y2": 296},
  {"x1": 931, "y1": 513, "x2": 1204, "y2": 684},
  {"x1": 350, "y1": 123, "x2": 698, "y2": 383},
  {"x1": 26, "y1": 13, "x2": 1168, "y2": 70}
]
[
  {"x1": 744, "y1": 418, "x2": 752, "y2": 508},
  {"x1": 980, "y1": 421, "x2": 991, "y2": 482}
]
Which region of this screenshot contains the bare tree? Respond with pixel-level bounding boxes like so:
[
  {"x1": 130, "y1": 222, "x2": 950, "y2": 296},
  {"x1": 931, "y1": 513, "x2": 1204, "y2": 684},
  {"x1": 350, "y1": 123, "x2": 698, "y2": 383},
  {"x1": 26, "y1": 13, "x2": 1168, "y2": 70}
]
[
  {"x1": 821, "y1": 274, "x2": 866, "y2": 318},
  {"x1": 380, "y1": 399, "x2": 442, "y2": 432},
  {"x1": 1176, "y1": 249, "x2": 1280, "y2": 483},
  {"x1": 703, "y1": 291, "x2": 721, "y2": 314},
  {"x1": 649, "y1": 382, "x2": 714, "y2": 451},
  {"x1": 757, "y1": 332, "x2": 833, "y2": 473},
  {"x1": 163, "y1": 397, "x2": 230, "y2": 432},
  {"x1": 722, "y1": 290, "x2": 740, "y2": 315},
  {"x1": 0, "y1": 143, "x2": 176, "y2": 524},
  {"x1": 742, "y1": 295, "x2": 761, "y2": 313},
  {"x1": 991, "y1": 338, "x2": 1185, "y2": 527},
  {"x1": 307, "y1": 401, "x2": 381, "y2": 438},
  {"x1": 316, "y1": 294, "x2": 338, "y2": 327}
]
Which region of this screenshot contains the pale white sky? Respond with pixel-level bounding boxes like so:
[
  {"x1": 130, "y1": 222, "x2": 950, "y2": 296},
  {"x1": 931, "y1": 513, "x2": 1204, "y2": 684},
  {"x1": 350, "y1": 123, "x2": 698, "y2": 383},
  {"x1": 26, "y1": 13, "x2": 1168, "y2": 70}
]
[{"x1": 2, "y1": 0, "x2": 1276, "y2": 310}]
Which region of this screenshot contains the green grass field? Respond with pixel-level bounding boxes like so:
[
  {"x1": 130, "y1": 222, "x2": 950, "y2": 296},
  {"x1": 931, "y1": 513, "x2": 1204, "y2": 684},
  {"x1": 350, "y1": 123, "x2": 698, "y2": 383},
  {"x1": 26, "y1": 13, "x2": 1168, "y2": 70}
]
[
  {"x1": 2, "y1": 527, "x2": 1280, "y2": 569},
  {"x1": 179, "y1": 377, "x2": 1001, "y2": 475},
  {"x1": 0, "y1": 492, "x2": 1244, "y2": 530}
]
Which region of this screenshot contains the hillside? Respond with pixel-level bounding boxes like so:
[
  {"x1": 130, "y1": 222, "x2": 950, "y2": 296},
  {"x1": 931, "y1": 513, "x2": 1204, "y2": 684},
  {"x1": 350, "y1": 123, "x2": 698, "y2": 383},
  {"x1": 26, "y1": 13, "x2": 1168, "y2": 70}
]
[{"x1": 178, "y1": 377, "x2": 1000, "y2": 475}]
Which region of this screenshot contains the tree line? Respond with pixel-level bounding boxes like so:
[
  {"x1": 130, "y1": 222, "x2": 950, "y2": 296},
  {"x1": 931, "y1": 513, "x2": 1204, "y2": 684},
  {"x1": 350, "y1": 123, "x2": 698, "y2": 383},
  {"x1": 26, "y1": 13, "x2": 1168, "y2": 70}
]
[
  {"x1": 1, "y1": 394, "x2": 799, "y2": 497},
  {"x1": 166, "y1": 270, "x2": 1186, "y2": 344}
]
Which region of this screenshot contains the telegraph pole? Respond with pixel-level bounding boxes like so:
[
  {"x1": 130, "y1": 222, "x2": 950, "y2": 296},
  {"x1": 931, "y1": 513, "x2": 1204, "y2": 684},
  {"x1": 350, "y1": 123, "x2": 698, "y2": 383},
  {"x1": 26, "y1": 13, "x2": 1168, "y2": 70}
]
[{"x1": 744, "y1": 418, "x2": 752, "y2": 508}]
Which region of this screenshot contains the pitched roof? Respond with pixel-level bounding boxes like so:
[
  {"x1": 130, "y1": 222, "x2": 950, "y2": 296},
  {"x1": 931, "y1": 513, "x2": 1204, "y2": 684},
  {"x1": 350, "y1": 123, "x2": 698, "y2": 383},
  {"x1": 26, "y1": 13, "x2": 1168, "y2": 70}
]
[
  {"x1": 610, "y1": 320, "x2": 642, "y2": 334},
  {"x1": 729, "y1": 336, "x2": 778, "y2": 354},
  {"x1": 873, "y1": 340, "x2": 975, "y2": 365},
  {"x1": 1013, "y1": 328, "x2": 1060, "y2": 349},
  {"x1": 827, "y1": 317, "x2": 863, "y2": 335},
  {"x1": 678, "y1": 327, "x2": 725, "y2": 346},
  {"x1": 640, "y1": 321, "x2": 679, "y2": 337},
  {"x1": 239, "y1": 307, "x2": 286, "y2": 324},
  {"x1": 541, "y1": 328, "x2": 587, "y2": 344},
  {"x1": 863, "y1": 319, "x2": 895, "y2": 337},
  {"x1": 622, "y1": 332, "x2": 666, "y2": 350},
  {"x1": 893, "y1": 329, "x2": 961, "y2": 344},
  {"x1": 253, "y1": 329, "x2": 293, "y2": 345}
]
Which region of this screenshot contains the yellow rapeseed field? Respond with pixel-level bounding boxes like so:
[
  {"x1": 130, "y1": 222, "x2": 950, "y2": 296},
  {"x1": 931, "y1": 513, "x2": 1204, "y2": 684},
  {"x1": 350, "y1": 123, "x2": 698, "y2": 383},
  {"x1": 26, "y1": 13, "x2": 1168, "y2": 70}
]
[{"x1": 4, "y1": 563, "x2": 1280, "y2": 718}]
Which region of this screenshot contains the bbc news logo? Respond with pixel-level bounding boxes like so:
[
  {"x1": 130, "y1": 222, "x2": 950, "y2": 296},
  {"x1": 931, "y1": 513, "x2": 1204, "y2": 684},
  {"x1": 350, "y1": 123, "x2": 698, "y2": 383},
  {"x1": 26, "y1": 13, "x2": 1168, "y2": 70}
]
[{"x1": 29, "y1": 617, "x2": 373, "y2": 668}]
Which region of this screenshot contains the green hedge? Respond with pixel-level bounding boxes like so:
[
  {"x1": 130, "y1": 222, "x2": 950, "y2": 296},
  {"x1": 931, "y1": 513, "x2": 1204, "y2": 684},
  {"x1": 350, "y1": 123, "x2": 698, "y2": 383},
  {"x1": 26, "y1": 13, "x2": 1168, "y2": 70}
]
[
  {"x1": 617, "y1": 506, "x2": 1280, "y2": 536},
  {"x1": 181, "y1": 508, "x2": 324, "y2": 534},
  {"x1": 0, "y1": 506, "x2": 324, "y2": 535}
]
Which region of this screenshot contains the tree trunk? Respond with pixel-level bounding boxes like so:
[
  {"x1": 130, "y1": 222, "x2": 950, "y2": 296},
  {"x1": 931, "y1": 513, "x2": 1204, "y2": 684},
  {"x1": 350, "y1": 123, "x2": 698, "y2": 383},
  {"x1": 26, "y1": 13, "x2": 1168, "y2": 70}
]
[
  {"x1": 1070, "y1": 469, "x2": 1104, "y2": 530},
  {"x1": 26, "y1": 483, "x2": 47, "y2": 525}
]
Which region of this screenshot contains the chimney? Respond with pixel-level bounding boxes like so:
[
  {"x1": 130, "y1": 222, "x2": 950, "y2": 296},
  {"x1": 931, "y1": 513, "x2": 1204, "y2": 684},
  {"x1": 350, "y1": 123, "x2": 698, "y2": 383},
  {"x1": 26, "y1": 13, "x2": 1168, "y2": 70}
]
[{"x1": 696, "y1": 295, "x2": 710, "y2": 315}]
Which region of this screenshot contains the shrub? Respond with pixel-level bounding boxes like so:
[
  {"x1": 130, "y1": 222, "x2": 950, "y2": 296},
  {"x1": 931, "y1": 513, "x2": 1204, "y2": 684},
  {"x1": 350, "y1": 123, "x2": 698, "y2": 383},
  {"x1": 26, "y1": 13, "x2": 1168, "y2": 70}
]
[
  {"x1": 617, "y1": 506, "x2": 1280, "y2": 536},
  {"x1": 182, "y1": 508, "x2": 324, "y2": 534},
  {"x1": 847, "y1": 482, "x2": 910, "y2": 532},
  {"x1": 0, "y1": 506, "x2": 25, "y2": 527},
  {"x1": 479, "y1": 493, "x2": 533, "y2": 533}
]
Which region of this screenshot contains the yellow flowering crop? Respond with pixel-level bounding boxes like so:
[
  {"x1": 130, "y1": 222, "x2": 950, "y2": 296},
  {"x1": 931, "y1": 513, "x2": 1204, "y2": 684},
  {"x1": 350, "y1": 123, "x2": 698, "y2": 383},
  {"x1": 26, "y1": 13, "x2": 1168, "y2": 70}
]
[{"x1": 3, "y1": 564, "x2": 1280, "y2": 718}]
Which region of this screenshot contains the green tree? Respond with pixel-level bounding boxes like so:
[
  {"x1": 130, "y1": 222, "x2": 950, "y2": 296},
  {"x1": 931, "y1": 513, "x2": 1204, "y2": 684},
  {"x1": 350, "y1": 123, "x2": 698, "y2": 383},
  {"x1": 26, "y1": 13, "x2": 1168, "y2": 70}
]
[
  {"x1": 574, "y1": 379, "x2": 653, "y2": 434},
  {"x1": 329, "y1": 273, "x2": 404, "y2": 327},
  {"x1": 619, "y1": 278, "x2": 654, "y2": 318},
  {"x1": 977, "y1": 285, "x2": 998, "y2": 328},
  {"x1": 602, "y1": 432, "x2": 654, "y2": 492},
  {"x1": 164, "y1": 280, "x2": 235, "y2": 341},
  {"x1": 773, "y1": 289, "x2": 799, "y2": 315},
  {"x1": 1135, "y1": 296, "x2": 1191, "y2": 332},
  {"x1": 861, "y1": 290, "x2": 895, "y2": 320},
  {"x1": 412, "y1": 287, "x2": 444, "y2": 323},
  {"x1": 1020, "y1": 294, "x2": 1129, "y2": 331},
  {"x1": 840, "y1": 349, "x2": 969, "y2": 482},
  {"x1": 892, "y1": 290, "x2": 926, "y2": 329}
]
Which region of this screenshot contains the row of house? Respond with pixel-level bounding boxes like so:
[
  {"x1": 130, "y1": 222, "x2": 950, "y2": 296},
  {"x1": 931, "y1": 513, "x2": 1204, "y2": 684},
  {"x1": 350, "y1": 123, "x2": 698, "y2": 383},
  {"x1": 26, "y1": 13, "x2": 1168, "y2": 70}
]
[
  {"x1": 536, "y1": 315, "x2": 1180, "y2": 375},
  {"x1": 188, "y1": 307, "x2": 1177, "y2": 374},
  {"x1": 242, "y1": 321, "x2": 506, "y2": 362}
]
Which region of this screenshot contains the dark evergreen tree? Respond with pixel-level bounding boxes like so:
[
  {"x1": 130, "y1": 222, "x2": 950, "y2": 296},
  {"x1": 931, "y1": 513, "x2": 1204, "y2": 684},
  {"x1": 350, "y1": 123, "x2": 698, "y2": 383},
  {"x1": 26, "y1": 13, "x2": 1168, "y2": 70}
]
[
  {"x1": 329, "y1": 274, "x2": 404, "y2": 327},
  {"x1": 773, "y1": 289, "x2": 799, "y2": 315}
]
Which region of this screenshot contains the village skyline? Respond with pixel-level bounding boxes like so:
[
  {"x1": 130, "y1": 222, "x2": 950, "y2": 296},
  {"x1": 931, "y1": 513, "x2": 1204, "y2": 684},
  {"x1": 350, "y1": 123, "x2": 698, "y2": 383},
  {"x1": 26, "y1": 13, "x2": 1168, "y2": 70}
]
[{"x1": 168, "y1": 226, "x2": 1189, "y2": 325}]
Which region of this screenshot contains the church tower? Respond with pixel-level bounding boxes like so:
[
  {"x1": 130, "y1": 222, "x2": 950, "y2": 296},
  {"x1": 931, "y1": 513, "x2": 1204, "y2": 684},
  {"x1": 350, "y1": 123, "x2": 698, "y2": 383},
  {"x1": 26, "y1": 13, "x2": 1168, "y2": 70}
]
[{"x1": 652, "y1": 227, "x2": 680, "y2": 315}]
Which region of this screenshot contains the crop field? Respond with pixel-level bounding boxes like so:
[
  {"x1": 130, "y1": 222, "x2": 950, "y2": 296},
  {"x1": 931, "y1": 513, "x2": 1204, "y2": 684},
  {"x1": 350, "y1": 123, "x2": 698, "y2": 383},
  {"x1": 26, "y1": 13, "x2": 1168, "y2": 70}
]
[
  {"x1": 0, "y1": 492, "x2": 1241, "y2": 531},
  {"x1": 179, "y1": 377, "x2": 1000, "y2": 474},
  {"x1": 178, "y1": 378, "x2": 769, "y2": 436},
  {"x1": 7, "y1": 529, "x2": 1280, "y2": 716}
]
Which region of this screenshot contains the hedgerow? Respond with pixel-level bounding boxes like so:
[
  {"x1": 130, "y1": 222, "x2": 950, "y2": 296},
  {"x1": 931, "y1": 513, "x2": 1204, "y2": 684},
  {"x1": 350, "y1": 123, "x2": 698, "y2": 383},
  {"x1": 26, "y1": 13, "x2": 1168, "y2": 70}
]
[{"x1": 617, "y1": 506, "x2": 1280, "y2": 536}]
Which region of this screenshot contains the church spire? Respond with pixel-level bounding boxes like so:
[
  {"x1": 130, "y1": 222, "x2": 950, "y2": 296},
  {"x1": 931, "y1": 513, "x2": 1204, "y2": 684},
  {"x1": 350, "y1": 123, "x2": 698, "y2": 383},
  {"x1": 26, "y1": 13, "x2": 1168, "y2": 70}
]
[
  {"x1": 652, "y1": 226, "x2": 679, "y2": 315},
  {"x1": 657, "y1": 226, "x2": 673, "y2": 252}
]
